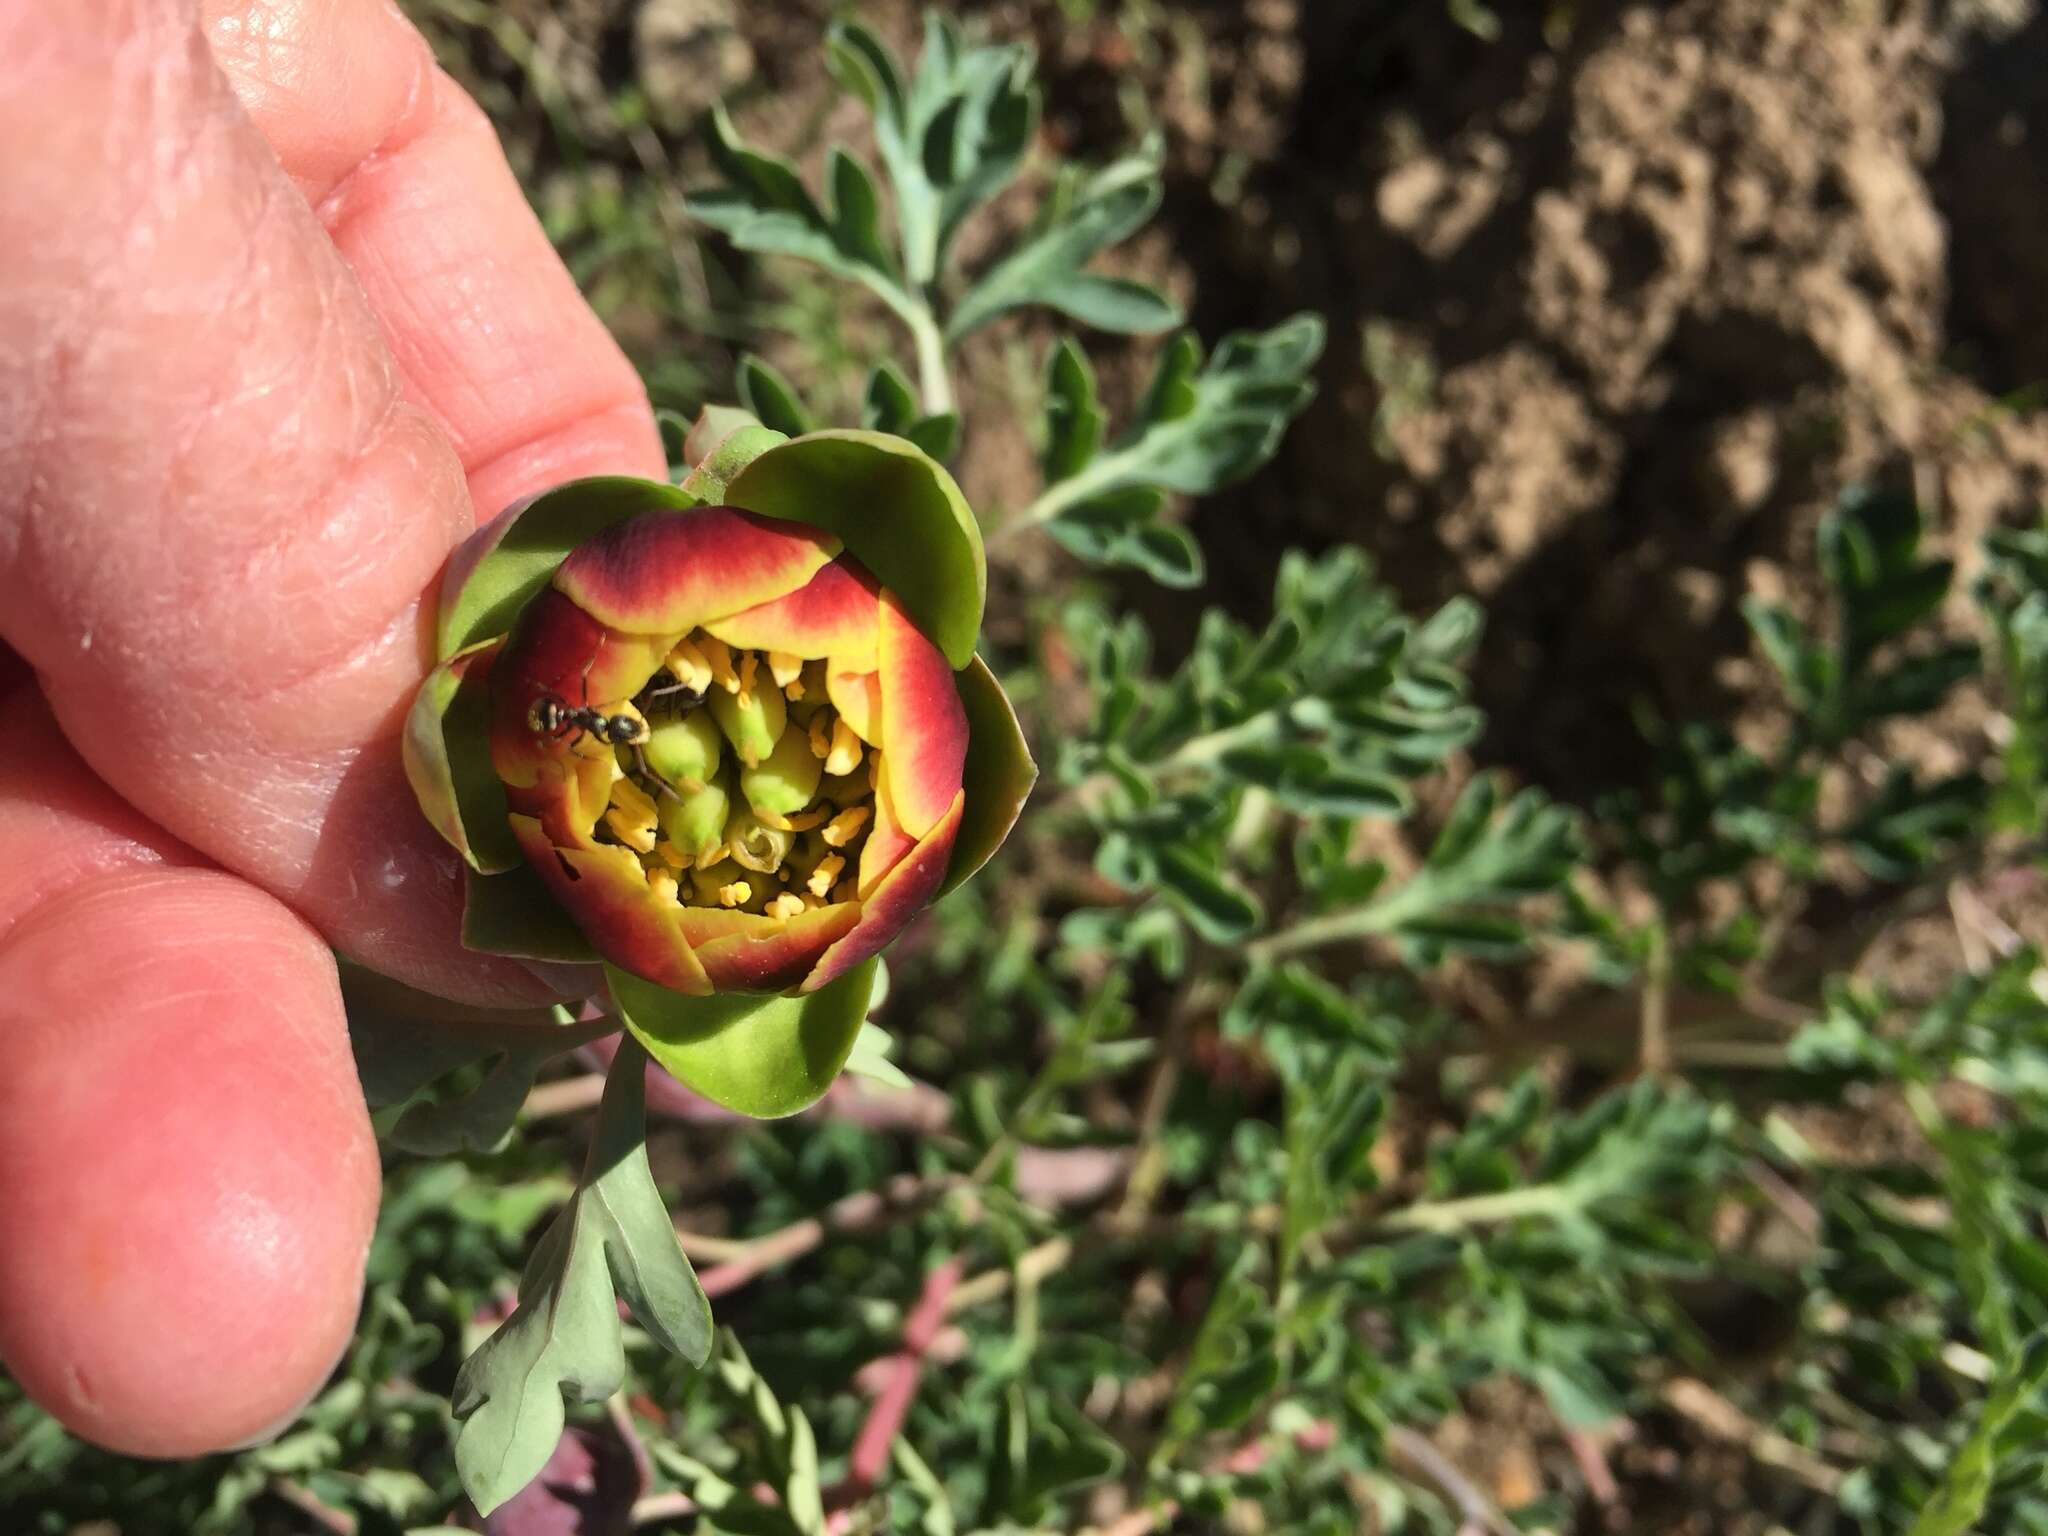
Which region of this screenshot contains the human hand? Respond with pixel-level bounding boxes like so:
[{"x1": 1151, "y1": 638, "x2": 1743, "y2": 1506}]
[{"x1": 0, "y1": 0, "x2": 665, "y2": 1456}]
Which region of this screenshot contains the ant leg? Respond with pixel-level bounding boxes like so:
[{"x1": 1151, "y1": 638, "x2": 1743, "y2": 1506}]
[{"x1": 631, "y1": 744, "x2": 681, "y2": 800}]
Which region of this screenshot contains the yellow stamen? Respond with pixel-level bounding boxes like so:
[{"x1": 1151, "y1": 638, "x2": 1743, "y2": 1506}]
[
  {"x1": 825, "y1": 718, "x2": 863, "y2": 778},
  {"x1": 700, "y1": 634, "x2": 740, "y2": 692},
  {"x1": 665, "y1": 637, "x2": 714, "y2": 695},
  {"x1": 807, "y1": 853, "x2": 845, "y2": 899},
  {"x1": 636, "y1": 635, "x2": 886, "y2": 913},
  {"x1": 821, "y1": 805, "x2": 871, "y2": 848},
  {"x1": 604, "y1": 777, "x2": 660, "y2": 853}
]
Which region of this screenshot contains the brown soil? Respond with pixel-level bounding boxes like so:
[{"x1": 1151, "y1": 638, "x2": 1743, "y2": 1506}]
[{"x1": 1012, "y1": 0, "x2": 2048, "y2": 799}]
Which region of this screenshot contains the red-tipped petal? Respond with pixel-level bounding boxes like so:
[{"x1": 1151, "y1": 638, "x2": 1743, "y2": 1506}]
[
  {"x1": 875, "y1": 595, "x2": 968, "y2": 839},
  {"x1": 501, "y1": 749, "x2": 617, "y2": 853},
  {"x1": 858, "y1": 773, "x2": 919, "y2": 896},
  {"x1": 552, "y1": 507, "x2": 838, "y2": 637},
  {"x1": 496, "y1": 588, "x2": 670, "y2": 708},
  {"x1": 509, "y1": 816, "x2": 711, "y2": 995},
  {"x1": 827, "y1": 669, "x2": 882, "y2": 745},
  {"x1": 804, "y1": 790, "x2": 963, "y2": 992},
  {"x1": 701, "y1": 556, "x2": 883, "y2": 671},
  {"x1": 491, "y1": 589, "x2": 665, "y2": 846},
  {"x1": 675, "y1": 903, "x2": 862, "y2": 993}
]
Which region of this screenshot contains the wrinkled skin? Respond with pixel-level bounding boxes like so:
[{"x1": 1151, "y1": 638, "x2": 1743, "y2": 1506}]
[{"x1": 0, "y1": 0, "x2": 665, "y2": 1456}]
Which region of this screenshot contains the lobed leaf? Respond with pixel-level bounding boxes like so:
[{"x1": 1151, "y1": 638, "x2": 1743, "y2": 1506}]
[
  {"x1": 949, "y1": 139, "x2": 1178, "y2": 340},
  {"x1": 451, "y1": 1043, "x2": 712, "y2": 1516}
]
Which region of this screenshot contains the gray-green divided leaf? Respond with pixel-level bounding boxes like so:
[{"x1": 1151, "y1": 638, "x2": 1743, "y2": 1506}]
[
  {"x1": 1908, "y1": 1330, "x2": 2048, "y2": 1536},
  {"x1": 826, "y1": 15, "x2": 1038, "y2": 284},
  {"x1": 1044, "y1": 487, "x2": 1203, "y2": 588},
  {"x1": 948, "y1": 138, "x2": 1178, "y2": 340},
  {"x1": 1026, "y1": 317, "x2": 1323, "y2": 565},
  {"x1": 452, "y1": 1040, "x2": 711, "y2": 1516},
  {"x1": 689, "y1": 108, "x2": 910, "y2": 313}
]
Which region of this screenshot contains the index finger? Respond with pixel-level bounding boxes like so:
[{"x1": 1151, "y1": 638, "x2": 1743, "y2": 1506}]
[
  {"x1": 202, "y1": 0, "x2": 668, "y2": 516},
  {"x1": 0, "y1": 0, "x2": 548, "y2": 1003}
]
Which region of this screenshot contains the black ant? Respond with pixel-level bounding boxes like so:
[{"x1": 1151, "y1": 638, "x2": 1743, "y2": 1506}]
[{"x1": 527, "y1": 693, "x2": 649, "y2": 748}]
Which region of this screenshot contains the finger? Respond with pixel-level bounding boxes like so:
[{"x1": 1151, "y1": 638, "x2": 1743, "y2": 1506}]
[
  {"x1": 0, "y1": 687, "x2": 379, "y2": 1457},
  {"x1": 0, "y1": 2, "x2": 552, "y2": 1003},
  {"x1": 202, "y1": 0, "x2": 667, "y2": 517}
]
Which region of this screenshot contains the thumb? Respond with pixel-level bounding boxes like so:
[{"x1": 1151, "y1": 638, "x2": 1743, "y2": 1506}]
[{"x1": 0, "y1": 688, "x2": 380, "y2": 1456}]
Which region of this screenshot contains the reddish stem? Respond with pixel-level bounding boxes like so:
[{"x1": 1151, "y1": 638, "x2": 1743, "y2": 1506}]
[{"x1": 844, "y1": 1260, "x2": 963, "y2": 1494}]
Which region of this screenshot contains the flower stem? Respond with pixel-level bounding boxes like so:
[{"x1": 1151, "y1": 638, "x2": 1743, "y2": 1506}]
[
  {"x1": 906, "y1": 301, "x2": 953, "y2": 417},
  {"x1": 1375, "y1": 1182, "x2": 1573, "y2": 1236},
  {"x1": 993, "y1": 452, "x2": 1132, "y2": 548},
  {"x1": 1245, "y1": 885, "x2": 1428, "y2": 963}
]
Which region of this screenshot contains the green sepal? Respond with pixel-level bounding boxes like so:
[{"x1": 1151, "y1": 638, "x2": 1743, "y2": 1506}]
[
  {"x1": 436, "y1": 477, "x2": 698, "y2": 660},
  {"x1": 402, "y1": 639, "x2": 520, "y2": 874},
  {"x1": 608, "y1": 957, "x2": 880, "y2": 1118},
  {"x1": 682, "y1": 403, "x2": 764, "y2": 465},
  {"x1": 462, "y1": 865, "x2": 600, "y2": 964},
  {"x1": 679, "y1": 405, "x2": 789, "y2": 504},
  {"x1": 940, "y1": 655, "x2": 1037, "y2": 898},
  {"x1": 725, "y1": 430, "x2": 986, "y2": 667}
]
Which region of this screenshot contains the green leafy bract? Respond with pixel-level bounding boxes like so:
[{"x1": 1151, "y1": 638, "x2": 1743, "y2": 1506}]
[
  {"x1": 735, "y1": 354, "x2": 817, "y2": 438},
  {"x1": 864, "y1": 360, "x2": 961, "y2": 461},
  {"x1": 401, "y1": 638, "x2": 519, "y2": 874},
  {"x1": 609, "y1": 958, "x2": 881, "y2": 1118},
  {"x1": 942, "y1": 655, "x2": 1039, "y2": 898},
  {"x1": 462, "y1": 864, "x2": 601, "y2": 965}
]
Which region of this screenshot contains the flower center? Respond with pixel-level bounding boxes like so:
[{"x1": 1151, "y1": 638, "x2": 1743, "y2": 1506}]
[{"x1": 581, "y1": 630, "x2": 876, "y2": 917}]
